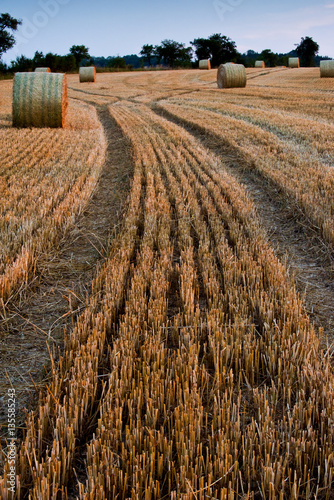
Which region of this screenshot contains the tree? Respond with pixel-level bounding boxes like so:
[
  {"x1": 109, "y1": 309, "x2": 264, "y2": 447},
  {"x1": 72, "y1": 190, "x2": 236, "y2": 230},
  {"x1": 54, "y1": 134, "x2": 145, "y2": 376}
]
[
  {"x1": 107, "y1": 56, "x2": 126, "y2": 69},
  {"x1": 0, "y1": 13, "x2": 22, "y2": 59},
  {"x1": 190, "y1": 37, "x2": 210, "y2": 61},
  {"x1": 191, "y1": 34, "x2": 239, "y2": 67},
  {"x1": 154, "y1": 39, "x2": 192, "y2": 68},
  {"x1": 10, "y1": 54, "x2": 33, "y2": 72},
  {"x1": 140, "y1": 44, "x2": 154, "y2": 66},
  {"x1": 33, "y1": 50, "x2": 44, "y2": 67},
  {"x1": 295, "y1": 36, "x2": 319, "y2": 67},
  {"x1": 69, "y1": 45, "x2": 90, "y2": 68},
  {"x1": 15, "y1": 50, "x2": 76, "y2": 73},
  {"x1": 260, "y1": 49, "x2": 278, "y2": 67},
  {"x1": 61, "y1": 54, "x2": 77, "y2": 72},
  {"x1": 0, "y1": 60, "x2": 7, "y2": 73},
  {"x1": 176, "y1": 46, "x2": 193, "y2": 67}
]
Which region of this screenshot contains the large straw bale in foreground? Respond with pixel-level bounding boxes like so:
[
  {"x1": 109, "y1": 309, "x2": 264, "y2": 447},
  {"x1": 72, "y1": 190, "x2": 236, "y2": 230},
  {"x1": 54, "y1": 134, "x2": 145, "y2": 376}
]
[
  {"x1": 79, "y1": 66, "x2": 96, "y2": 82},
  {"x1": 289, "y1": 57, "x2": 300, "y2": 68},
  {"x1": 255, "y1": 60, "x2": 265, "y2": 68},
  {"x1": 320, "y1": 60, "x2": 334, "y2": 77},
  {"x1": 199, "y1": 59, "x2": 211, "y2": 70},
  {"x1": 35, "y1": 67, "x2": 51, "y2": 72},
  {"x1": 217, "y1": 63, "x2": 246, "y2": 88},
  {"x1": 12, "y1": 72, "x2": 67, "y2": 128}
]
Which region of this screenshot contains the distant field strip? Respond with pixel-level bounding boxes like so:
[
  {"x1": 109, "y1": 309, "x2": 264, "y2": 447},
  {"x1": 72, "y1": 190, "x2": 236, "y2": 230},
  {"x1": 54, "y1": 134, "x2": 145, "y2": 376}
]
[
  {"x1": 173, "y1": 87, "x2": 334, "y2": 121},
  {"x1": 162, "y1": 92, "x2": 334, "y2": 160},
  {"x1": 248, "y1": 67, "x2": 334, "y2": 91}
]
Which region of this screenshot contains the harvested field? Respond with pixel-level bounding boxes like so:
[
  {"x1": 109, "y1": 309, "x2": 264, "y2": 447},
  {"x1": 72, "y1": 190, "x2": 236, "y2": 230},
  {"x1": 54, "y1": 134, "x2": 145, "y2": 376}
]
[
  {"x1": 0, "y1": 68, "x2": 334, "y2": 499},
  {"x1": 0, "y1": 98, "x2": 105, "y2": 307}
]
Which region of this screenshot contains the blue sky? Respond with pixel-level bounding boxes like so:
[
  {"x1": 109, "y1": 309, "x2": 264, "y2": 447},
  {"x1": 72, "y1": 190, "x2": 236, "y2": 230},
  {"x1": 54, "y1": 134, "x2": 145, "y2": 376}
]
[{"x1": 1, "y1": 0, "x2": 333, "y2": 63}]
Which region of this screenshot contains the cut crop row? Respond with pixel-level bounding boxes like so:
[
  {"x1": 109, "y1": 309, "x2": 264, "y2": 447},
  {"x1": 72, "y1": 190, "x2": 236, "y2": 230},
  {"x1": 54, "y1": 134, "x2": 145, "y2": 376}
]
[{"x1": 157, "y1": 100, "x2": 334, "y2": 248}]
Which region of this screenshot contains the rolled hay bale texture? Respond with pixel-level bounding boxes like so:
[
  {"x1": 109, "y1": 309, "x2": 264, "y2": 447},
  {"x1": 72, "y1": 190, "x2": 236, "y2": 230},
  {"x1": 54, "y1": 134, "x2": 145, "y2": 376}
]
[
  {"x1": 289, "y1": 57, "x2": 300, "y2": 68},
  {"x1": 79, "y1": 66, "x2": 96, "y2": 82},
  {"x1": 320, "y1": 60, "x2": 334, "y2": 78},
  {"x1": 12, "y1": 72, "x2": 67, "y2": 128},
  {"x1": 217, "y1": 63, "x2": 246, "y2": 89},
  {"x1": 255, "y1": 60, "x2": 265, "y2": 68},
  {"x1": 34, "y1": 67, "x2": 51, "y2": 72},
  {"x1": 199, "y1": 59, "x2": 211, "y2": 70}
]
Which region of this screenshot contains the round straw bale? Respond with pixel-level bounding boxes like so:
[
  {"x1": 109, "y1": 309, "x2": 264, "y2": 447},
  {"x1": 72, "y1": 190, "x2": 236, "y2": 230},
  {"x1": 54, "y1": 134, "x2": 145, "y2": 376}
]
[
  {"x1": 199, "y1": 59, "x2": 211, "y2": 70},
  {"x1": 79, "y1": 66, "x2": 96, "y2": 82},
  {"x1": 34, "y1": 67, "x2": 51, "y2": 72},
  {"x1": 255, "y1": 60, "x2": 265, "y2": 68},
  {"x1": 217, "y1": 63, "x2": 246, "y2": 88},
  {"x1": 320, "y1": 60, "x2": 334, "y2": 78},
  {"x1": 288, "y1": 57, "x2": 300, "y2": 68},
  {"x1": 12, "y1": 72, "x2": 67, "y2": 128}
]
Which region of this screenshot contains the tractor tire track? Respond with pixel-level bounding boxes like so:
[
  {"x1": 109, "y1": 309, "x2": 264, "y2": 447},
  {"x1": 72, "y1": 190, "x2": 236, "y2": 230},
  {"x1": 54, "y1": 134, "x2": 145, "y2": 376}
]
[{"x1": 0, "y1": 105, "x2": 134, "y2": 441}]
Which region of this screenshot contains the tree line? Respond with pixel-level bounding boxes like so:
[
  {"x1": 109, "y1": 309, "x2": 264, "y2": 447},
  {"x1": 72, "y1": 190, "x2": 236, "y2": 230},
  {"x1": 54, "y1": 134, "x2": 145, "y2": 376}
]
[
  {"x1": 139, "y1": 35, "x2": 323, "y2": 68},
  {"x1": 0, "y1": 12, "x2": 327, "y2": 74}
]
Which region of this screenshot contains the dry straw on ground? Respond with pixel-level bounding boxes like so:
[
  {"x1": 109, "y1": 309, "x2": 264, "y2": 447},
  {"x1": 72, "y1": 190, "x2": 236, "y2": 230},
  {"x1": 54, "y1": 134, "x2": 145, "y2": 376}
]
[
  {"x1": 320, "y1": 59, "x2": 334, "y2": 77},
  {"x1": 12, "y1": 72, "x2": 67, "y2": 128},
  {"x1": 217, "y1": 62, "x2": 246, "y2": 88},
  {"x1": 289, "y1": 57, "x2": 300, "y2": 68},
  {"x1": 34, "y1": 67, "x2": 51, "y2": 72},
  {"x1": 79, "y1": 66, "x2": 96, "y2": 82},
  {"x1": 199, "y1": 59, "x2": 211, "y2": 70},
  {"x1": 2, "y1": 68, "x2": 334, "y2": 499},
  {"x1": 255, "y1": 60, "x2": 265, "y2": 68}
]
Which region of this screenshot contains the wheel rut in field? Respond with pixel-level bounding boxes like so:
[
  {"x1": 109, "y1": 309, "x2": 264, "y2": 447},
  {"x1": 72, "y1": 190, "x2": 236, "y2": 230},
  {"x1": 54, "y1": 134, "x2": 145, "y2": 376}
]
[
  {"x1": 0, "y1": 105, "x2": 134, "y2": 433},
  {"x1": 153, "y1": 105, "x2": 334, "y2": 347}
]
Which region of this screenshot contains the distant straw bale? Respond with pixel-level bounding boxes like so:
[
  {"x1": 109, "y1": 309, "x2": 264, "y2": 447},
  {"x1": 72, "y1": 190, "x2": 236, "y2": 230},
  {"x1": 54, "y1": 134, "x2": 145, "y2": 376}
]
[
  {"x1": 255, "y1": 60, "x2": 265, "y2": 68},
  {"x1": 320, "y1": 60, "x2": 334, "y2": 78},
  {"x1": 289, "y1": 58, "x2": 300, "y2": 68},
  {"x1": 34, "y1": 67, "x2": 51, "y2": 73},
  {"x1": 79, "y1": 67, "x2": 96, "y2": 83},
  {"x1": 199, "y1": 59, "x2": 211, "y2": 70},
  {"x1": 12, "y1": 72, "x2": 67, "y2": 128},
  {"x1": 217, "y1": 63, "x2": 246, "y2": 88}
]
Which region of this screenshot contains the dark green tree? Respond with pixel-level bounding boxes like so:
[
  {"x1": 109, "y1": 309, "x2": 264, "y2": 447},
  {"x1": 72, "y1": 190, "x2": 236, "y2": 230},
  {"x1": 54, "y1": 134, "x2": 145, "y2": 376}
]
[
  {"x1": 240, "y1": 50, "x2": 258, "y2": 67},
  {"x1": 191, "y1": 34, "x2": 239, "y2": 67},
  {"x1": 295, "y1": 36, "x2": 319, "y2": 67},
  {"x1": 107, "y1": 56, "x2": 126, "y2": 69},
  {"x1": 10, "y1": 54, "x2": 33, "y2": 72},
  {"x1": 0, "y1": 13, "x2": 22, "y2": 59},
  {"x1": 0, "y1": 60, "x2": 7, "y2": 73},
  {"x1": 31, "y1": 50, "x2": 76, "y2": 72},
  {"x1": 140, "y1": 44, "x2": 154, "y2": 66},
  {"x1": 69, "y1": 44, "x2": 90, "y2": 68},
  {"x1": 176, "y1": 46, "x2": 193, "y2": 67},
  {"x1": 260, "y1": 49, "x2": 278, "y2": 67},
  {"x1": 154, "y1": 39, "x2": 192, "y2": 68},
  {"x1": 33, "y1": 50, "x2": 44, "y2": 67},
  {"x1": 190, "y1": 37, "x2": 210, "y2": 61}
]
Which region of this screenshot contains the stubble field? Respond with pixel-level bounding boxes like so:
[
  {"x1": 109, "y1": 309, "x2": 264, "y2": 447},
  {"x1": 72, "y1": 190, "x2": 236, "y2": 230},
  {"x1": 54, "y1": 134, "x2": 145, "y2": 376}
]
[{"x1": 0, "y1": 67, "x2": 334, "y2": 499}]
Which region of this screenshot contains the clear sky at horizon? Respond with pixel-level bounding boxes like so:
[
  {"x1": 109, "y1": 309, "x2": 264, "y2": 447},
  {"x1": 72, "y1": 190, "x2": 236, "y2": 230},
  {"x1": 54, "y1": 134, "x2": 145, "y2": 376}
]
[{"x1": 1, "y1": 0, "x2": 333, "y2": 64}]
